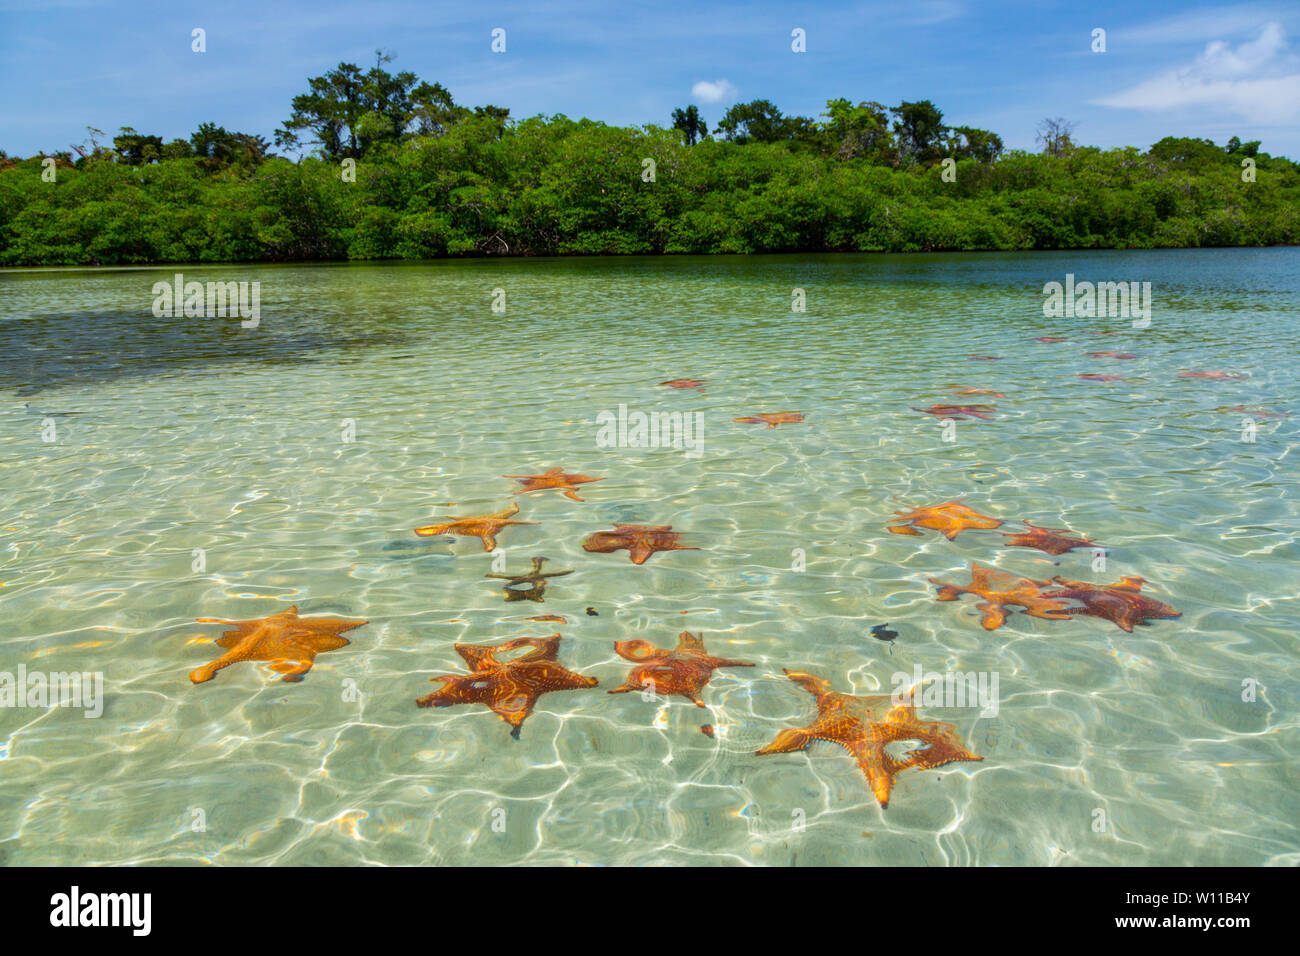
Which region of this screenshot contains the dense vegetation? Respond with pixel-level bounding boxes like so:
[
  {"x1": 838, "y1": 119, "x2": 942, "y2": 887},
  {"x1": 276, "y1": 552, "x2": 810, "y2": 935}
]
[{"x1": 1, "y1": 57, "x2": 1295, "y2": 265}]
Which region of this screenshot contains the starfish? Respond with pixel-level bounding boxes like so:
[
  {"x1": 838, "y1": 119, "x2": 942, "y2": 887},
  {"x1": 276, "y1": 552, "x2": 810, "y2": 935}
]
[
  {"x1": 999, "y1": 521, "x2": 1096, "y2": 556},
  {"x1": 191, "y1": 606, "x2": 366, "y2": 683},
  {"x1": 1040, "y1": 575, "x2": 1181, "y2": 632},
  {"x1": 910, "y1": 404, "x2": 996, "y2": 420},
  {"x1": 756, "y1": 670, "x2": 983, "y2": 808},
  {"x1": 505, "y1": 467, "x2": 605, "y2": 502},
  {"x1": 1217, "y1": 405, "x2": 1290, "y2": 418},
  {"x1": 413, "y1": 502, "x2": 537, "y2": 551},
  {"x1": 1031, "y1": 336, "x2": 1069, "y2": 343},
  {"x1": 583, "y1": 524, "x2": 698, "y2": 564},
  {"x1": 945, "y1": 386, "x2": 1005, "y2": 397},
  {"x1": 969, "y1": 354, "x2": 1000, "y2": 360},
  {"x1": 526, "y1": 614, "x2": 567, "y2": 623},
  {"x1": 1083, "y1": 351, "x2": 1136, "y2": 359},
  {"x1": 929, "y1": 562, "x2": 1073, "y2": 630},
  {"x1": 661, "y1": 378, "x2": 705, "y2": 390},
  {"x1": 733, "y1": 412, "x2": 805, "y2": 427},
  {"x1": 484, "y1": 556, "x2": 573, "y2": 603},
  {"x1": 415, "y1": 635, "x2": 597, "y2": 738},
  {"x1": 888, "y1": 500, "x2": 1004, "y2": 540},
  {"x1": 1078, "y1": 373, "x2": 1125, "y2": 382},
  {"x1": 608, "y1": 631, "x2": 753, "y2": 706},
  {"x1": 1178, "y1": 370, "x2": 1248, "y2": 380}
]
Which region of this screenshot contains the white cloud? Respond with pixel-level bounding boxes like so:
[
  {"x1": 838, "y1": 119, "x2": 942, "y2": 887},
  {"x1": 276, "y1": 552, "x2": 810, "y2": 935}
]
[
  {"x1": 1094, "y1": 22, "x2": 1300, "y2": 123},
  {"x1": 1112, "y1": 4, "x2": 1297, "y2": 45},
  {"x1": 690, "y1": 79, "x2": 737, "y2": 104}
]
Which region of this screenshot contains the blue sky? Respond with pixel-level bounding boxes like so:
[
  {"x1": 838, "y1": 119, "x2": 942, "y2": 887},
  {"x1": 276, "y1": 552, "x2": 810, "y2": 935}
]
[{"x1": 2, "y1": 0, "x2": 1298, "y2": 158}]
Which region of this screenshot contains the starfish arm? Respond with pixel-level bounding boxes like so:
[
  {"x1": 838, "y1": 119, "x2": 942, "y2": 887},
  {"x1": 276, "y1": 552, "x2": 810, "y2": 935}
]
[
  {"x1": 628, "y1": 542, "x2": 654, "y2": 564},
  {"x1": 887, "y1": 525, "x2": 923, "y2": 535},
  {"x1": 976, "y1": 601, "x2": 1009, "y2": 630},
  {"x1": 614, "y1": 639, "x2": 666, "y2": 662},
  {"x1": 756, "y1": 727, "x2": 815, "y2": 755},
  {"x1": 704, "y1": 657, "x2": 755, "y2": 670},
  {"x1": 413, "y1": 523, "x2": 450, "y2": 537},
  {"x1": 189, "y1": 654, "x2": 236, "y2": 684},
  {"x1": 269, "y1": 659, "x2": 314, "y2": 682}
]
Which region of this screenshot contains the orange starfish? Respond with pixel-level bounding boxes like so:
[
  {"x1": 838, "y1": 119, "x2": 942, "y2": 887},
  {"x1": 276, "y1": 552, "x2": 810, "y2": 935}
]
[
  {"x1": 1031, "y1": 336, "x2": 1069, "y2": 343},
  {"x1": 946, "y1": 386, "x2": 1005, "y2": 397},
  {"x1": 583, "y1": 524, "x2": 698, "y2": 564},
  {"x1": 910, "y1": 403, "x2": 997, "y2": 420},
  {"x1": 1000, "y1": 521, "x2": 1096, "y2": 556},
  {"x1": 191, "y1": 606, "x2": 366, "y2": 683},
  {"x1": 888, "y1": 501, "x2": 1004, "y2": 540},
  {"x1": 505, "y1": 467, "x2": 605, "y2": 502},
  {"x1": 733, "y1": 412, "x2": 805, "y2": 427},
  {"x1": 1178, "y1": 370, "x2": 1248, "y2": 380},
  {"x1": 413, "y1": 502, "x2": 537, "y2": 551},
  {"x1": 608, "y1": 631, "x2": 753, "y2": 706},
  {"x1": 1040, "y1": 575, "x2": 1181, "y2": 632},
  {"x1": 1217, "y1": 405, "x2": 1289, "y2": 418},
  {"x1": 756, "y1": 670, "x2": 983, "y2": 808},
  {"x1": 929, "y1": 562, "x2": 1073, "y2": 630},
  {"x1": 415, "y1": 635, "x2": 597, "y2": 738},
  {"x1": 1078, "y1": 373, "x2": 1125, "y2": 382},
  {"x1": 661, "y1": 378, "x2": 705, "y2": 390},
  {"x1": 1084, "y1": 351, "x2": 1136, "y2": 359}
]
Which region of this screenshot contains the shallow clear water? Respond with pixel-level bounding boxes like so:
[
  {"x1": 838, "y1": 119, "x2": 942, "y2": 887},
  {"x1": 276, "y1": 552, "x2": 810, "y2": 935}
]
[{"x1": 1, "y1": 249, "x2": 1297, "y2": 866}]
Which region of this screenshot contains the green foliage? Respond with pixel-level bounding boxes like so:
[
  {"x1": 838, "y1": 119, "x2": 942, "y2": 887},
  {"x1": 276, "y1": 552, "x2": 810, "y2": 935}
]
[{"x1": 2, "y1": 91, "x2": 1297, "y2": 265}]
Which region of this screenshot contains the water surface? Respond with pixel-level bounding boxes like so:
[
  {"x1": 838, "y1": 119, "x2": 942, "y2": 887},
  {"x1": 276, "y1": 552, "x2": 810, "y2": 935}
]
[{"x1": 1, "y1": 249, "x2": 1297, "y2": 865}]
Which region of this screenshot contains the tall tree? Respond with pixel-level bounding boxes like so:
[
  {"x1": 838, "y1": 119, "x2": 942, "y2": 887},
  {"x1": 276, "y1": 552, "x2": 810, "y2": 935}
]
[
  {"x1": 1036, "y1": 117, "x2": 1077, "y2": 158},
  {"x1": 113, "y1": 127, "x2": 164, "y2": 165},
  {"x1": 892, "y1": 100, "x2": 946, "y2": 164},
  {"x1": 947, "y1": 125, "x2": 1004, "y2": 164},
  {"x1": 820, "y1": 98, "x2": 894, "y2": 161},
  {"x1": 671, "y1": 105, "x2": 708, "y2": 145},
  {"x1": 276, "y1": 52, "x2": 469, "y2": 159}
]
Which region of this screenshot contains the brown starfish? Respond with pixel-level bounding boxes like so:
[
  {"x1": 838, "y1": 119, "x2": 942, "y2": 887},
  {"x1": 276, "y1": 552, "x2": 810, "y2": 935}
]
[
  {"x1": 415, "y1": 635, "x2": 597, "y2": 738},
  {"x1": 970, "y1": 354, "x2": 1000, "y2": 360},
  {"x1": 1040, "y1": 575, "x2": 1181, "y2": 632},
  {"x1": 1031, "y1": 336, "x2": 1069, "y2": 343},
  {"x1": 505, "y1": 467, "x2": 605, "y2": 502},
  {"x1": 484, "y1": 556, "x2": 573, "y2": 603},
  {"x1": 946, "y1": 385, "x2": 1005, "y2": 397},
  {"x1": 929, "y1": 562, "x2": 1073, "y2": 630},
  {"x1": 661, "y1": 378, "x2": 705, "y2": 390},
  {"x1": 888, "y1": 501, "x2": 1004, "y2": 540},
  {"x1": 1178, "y1": 370, "x2": 1248, "y2": 380},
  {"x1": 413, "y1": 502, "x2": 537, "y2": 551},
  {"x1": 583, "y1": 524, "x2": 698, "y2": 564},
  {"x1": 756, "y1": 670, "x2": 983, "y2": 808},
  {"x1": 191, "y1": 606, "x2": 366, "y2": 684},
  {"x1": 1217, "y1": 405, "x2": 1290, "y2": 418},
  {"x1": 608, "y1": 631, "x2": 753, "y2": 706},
  {"x1": 733, "y1": 412, "x2": 806, "y2": 427},
  {"x1": 526, "y1": 614, "x2": 567, "y2": 623},
  {"x1": 1084, "y1": 351, "x2": 1136, "y2": 359},
  {"x1": 1078, "y1": 373, "x2": 1125, "y2": 382},
  {"x1": 910, "y1": 404, "x2": 997, "y2": 420},
  {"x1": 999, "y1": 521, "x2": 1096, "y2": 556}
]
